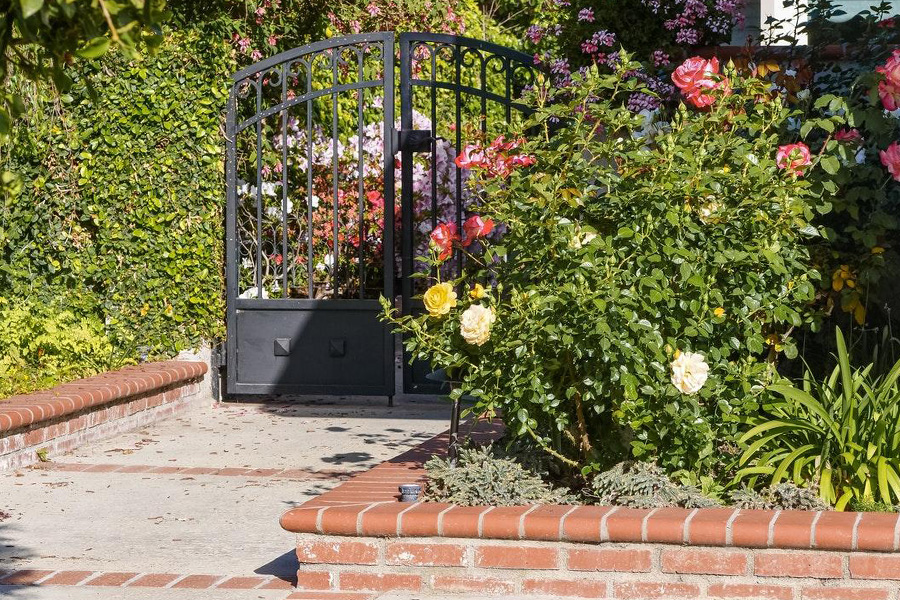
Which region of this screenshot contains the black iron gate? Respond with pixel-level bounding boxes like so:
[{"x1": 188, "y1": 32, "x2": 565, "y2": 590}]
[{"x1": 224, "y1": 32, "x2": 537, "y2": 397}]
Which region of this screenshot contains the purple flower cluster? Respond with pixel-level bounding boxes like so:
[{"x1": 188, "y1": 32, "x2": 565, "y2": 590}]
[
  {"x1": 578, "y1": 7, "x2": 595, "y2": 22},
  {"x1": 581, "y1": 30, "x2": 617, "y2": 57}
]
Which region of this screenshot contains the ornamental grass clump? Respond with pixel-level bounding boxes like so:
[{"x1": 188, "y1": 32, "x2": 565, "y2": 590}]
[{"x1": 383, "y1": 54, "x2": 842, "y2": 482}]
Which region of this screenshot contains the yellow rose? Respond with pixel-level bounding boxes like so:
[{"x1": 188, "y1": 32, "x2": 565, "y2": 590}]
[
  {"x1": 459, "y1": 304, "x2": 495, "y2": 346},
  {"x1": 713, "y1": 307, "x2": 725, "y2": 318},
  {"x1": 469, "y1": 283, "x2": 486, "y2": 299},
  {"x1": 423, "y1": 282, "x2": 457, "y2": 317}
]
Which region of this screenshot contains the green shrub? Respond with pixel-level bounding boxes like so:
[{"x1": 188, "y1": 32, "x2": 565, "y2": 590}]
[
  {"x1": 737, "y1": 328, "x2": 900, "y2": 509},
  {"x1": 424, "y1": 444, "x2": 575, "y2": 506},
  {"x1": 0, "y1": 297, "x2": 123, "y2": 397},
  {"x1": 586, "y1": 461, "x2": 718, "y2": 508},
  {"x1": 386, "y1": 57, "x2": 840, "y2": 479}
]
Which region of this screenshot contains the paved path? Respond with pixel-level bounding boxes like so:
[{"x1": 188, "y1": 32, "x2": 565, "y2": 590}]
[{"x1": 0, "y1": 396, "x2": 450, "y2": 600}]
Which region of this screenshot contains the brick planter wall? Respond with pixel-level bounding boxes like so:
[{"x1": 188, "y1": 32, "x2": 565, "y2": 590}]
[
  {"x1": 0, "y1": 361, "x2": 208, "y2": 470},
  {"x1": 281, "y1": 425, "x2": 900, "y2": 599}
]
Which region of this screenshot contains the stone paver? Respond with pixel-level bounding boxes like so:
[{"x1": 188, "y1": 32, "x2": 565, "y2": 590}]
[{"x1": 0, "y1": 397, "x2": 449, "y2": 598}]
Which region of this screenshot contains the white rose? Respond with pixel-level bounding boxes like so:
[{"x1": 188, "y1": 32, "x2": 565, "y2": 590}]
[
  {"x1": 459, "y1": 304, "x2": 495, "y2": 346},
  {"x1": 670, "y1": 351, "x2": 709, "y2": 394}
]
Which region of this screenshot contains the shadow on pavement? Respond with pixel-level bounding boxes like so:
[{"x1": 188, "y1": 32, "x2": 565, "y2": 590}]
[{"x1": 255, "y1": 549, "x2": 299, "y2": 586}]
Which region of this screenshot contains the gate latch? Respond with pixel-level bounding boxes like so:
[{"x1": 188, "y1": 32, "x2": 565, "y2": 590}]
[{"x1": 394, "y1": 129, "x2": 434, "y2": 154}]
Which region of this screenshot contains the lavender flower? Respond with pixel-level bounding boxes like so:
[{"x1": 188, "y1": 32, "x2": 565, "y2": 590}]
[{"x1": 578, "y1": 7, "x2": 595, "y2": 22}]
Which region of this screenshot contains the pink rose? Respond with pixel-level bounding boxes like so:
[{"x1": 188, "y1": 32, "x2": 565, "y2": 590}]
[
  {"x1": 880, "y1": 142, "x2": 900, "y2": 181},
  {"x1": 455, "y1": 144, "x2": 486, "y2": 169},
  {"x1": 877, "y1": 49, "x2": 900, "y2": 87},
  {"x1": 835, "y1": 128, "x2": 863, "y2": 144},
  {"x1": 672, "y1": 57, "x2": 729, "y2": 108},
  {"x1": 461, "y1": 215, "x2": 494, "y2": 247},
  {"x1": 879, "y1": 80, "x2": 900, "y2": 111},
  {"x1": 776, "y1": 142, "x2": 812, "y2": 176}
]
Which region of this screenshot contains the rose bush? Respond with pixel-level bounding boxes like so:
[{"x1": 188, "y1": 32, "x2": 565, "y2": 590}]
[{"x1": 385, "y1": 56, "x2": 842, "y2": 481}]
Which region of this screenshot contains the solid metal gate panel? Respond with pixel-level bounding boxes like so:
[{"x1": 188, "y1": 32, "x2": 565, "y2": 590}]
[
  {"x1": 225, "y1": 33, "x2": 396, "y2": 395},
  {"x1": 397, "y1": 33, "x2": 538, "y2": 394}
]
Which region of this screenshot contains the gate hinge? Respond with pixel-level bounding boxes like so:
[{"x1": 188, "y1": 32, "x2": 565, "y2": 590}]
[{"x1": 393, "y1": 129, "x2": 433, "y2": 154}]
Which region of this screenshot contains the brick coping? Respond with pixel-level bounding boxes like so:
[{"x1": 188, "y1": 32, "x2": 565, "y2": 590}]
[
  {"x1": 0, "y1": 360, "x2": 208, "y2": 433},
  {"x1": 280, "y1": 421, "x2": 900, "y2": 554}
]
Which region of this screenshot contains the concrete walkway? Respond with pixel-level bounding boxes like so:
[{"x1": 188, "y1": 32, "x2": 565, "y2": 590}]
[{"x1": 0, "y1": 396, "x2": 451, "y2": 599}]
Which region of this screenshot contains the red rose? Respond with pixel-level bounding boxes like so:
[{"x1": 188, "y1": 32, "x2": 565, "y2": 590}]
[
  {"x1": 455, "y1": 144, "x2": 486, "y2": 169},
  {"x1": 672, "y1": 57, "x2": 729, "y2": 108},
  {"x1": 461, "y1": 215, "x2": 494, "y2": 246},
  {"x1": 776, "y1": 142, "x2": 812, "y2": 177},
  {"x1": 429, "y1": 222, "x2": 459, "y2": 261}
]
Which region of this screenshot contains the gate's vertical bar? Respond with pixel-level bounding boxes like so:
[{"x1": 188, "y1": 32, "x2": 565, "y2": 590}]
[
  {"x1": 454, "y1": 45, "x2": 463, "y2": 279},
  {"x1": 357, "y1": 46, "x2": 366, "y2": 299},
  {"x1": 430, "y1": 45, "x2": 437, "y2": 236},
  {"x1": 505, "y1": 58, "x2": 512, "y2": 125},
  {"x1": 479, "y1": 55, "x2": 488, "y2": 138},
  {"x1": 400, "y1": 36, "x2": 413, "y2": 314},
  {"x1": 225, "y1": 81, "x2": 239, "y2": 394},
  {"x1": 281, "y1": 64, "x2": 289, "y2": 297},
  {"x1": 383, "y1": 34, "x2": 396, "y2": 398},
  {"x1": 306, "y1": 63, "x2": 314, "y2": 299},
  {"x1": 399, "y1": 34, "x2": 414, "y2": 393},
  {"x1": 331, "y1": 50, "x2": 340, "y2": 297},
  {"x1": 255, "y1": 77, "x2": 264, "y2": 294}
]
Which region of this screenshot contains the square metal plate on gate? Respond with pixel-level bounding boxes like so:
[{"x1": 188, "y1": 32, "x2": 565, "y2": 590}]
[
  {"x1": 274, "y1": 338, "x2": 291, "y2": 356},
  {"x1": 329, "y1": 338, "x2": 346, "y2": 357}
]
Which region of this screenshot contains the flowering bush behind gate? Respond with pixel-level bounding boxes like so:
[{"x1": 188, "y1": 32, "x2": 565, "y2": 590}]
[{"x1": 386, "y1": 57, "x2": 844, "y2": 479}]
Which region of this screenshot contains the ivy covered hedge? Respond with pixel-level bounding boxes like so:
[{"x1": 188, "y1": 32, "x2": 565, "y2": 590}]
[{"x1": 0, "y1": 11, "x2": 239, "y2": 384}]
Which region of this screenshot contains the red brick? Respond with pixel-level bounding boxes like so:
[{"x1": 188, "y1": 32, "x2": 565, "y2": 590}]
[
  {"x1": 773, "y1": 509, "x2": 817, "y2": 548},
  {"x1": 855, "y1": 512, "x2": 900, "y2": 552},
  {"x1": 83, "y1": 572, "x2": 139, "y2": 586},
  {"x1": 286, "y1": 593, "x2": 376, "y2": 600},
  {"x1": 260, "y1": 578, "x2": 296, "y2": 589},
  {"x1": 687, "y1": 508, "x2": 737, "y2": 546},
  {"x1": 42, "y1": 571, "x2": 95, "y2": 585},
  {"x1": 214, "y1": 576, "x2": 267, "y2": 589},
  {"x1": 523, "y1": 578, "x2": 607, "y2": 598},
  {"x1": 562, "y1": 506, "x2": 610, "y2": 543},
  {"x1": 661, "y1": 548, "x2": 747, "y2": 575},
  {"x1": 475, "y1": 545, "x2": 557, "y2": 569},
  {"x1": 849, "y1": 554, "x2": 900, "y2": 580},
  {"x1": 732, "y1": 509, "x2": 777, "y2": 548},
  {"x1": 295, "y1": 571, "x2": 332, "y2": 590},
  {"x1": 384, "y1": 542, "x2": 466, "y2": 567},
  {"x1": 708, "y1": 583, "x2": 793, "y2": 600},
  {"x1": 605, "y1": 507, "x2": 652, "y2": 542},
  {"x1": 83, "y1": 464, "x2": 123, "y2": 473},
  {"x1": 359, "y1": 502, "x2": 406, "y2": 535},
  {"x1": 614, "y1": 581, "x2": 700, "y2": 599},
  {"x1": 802, "y1": 587, "x2": 891, "y2": 600},
  {"x1": 521, "y1": 505, "x2": 573, "y2": 541},
  {"x1": 755, "y1": 551, "x2": 844, "y2": 578},
  {"x1": 441, "y1": 505, "x2": 490, "y2": 538},
  {"x1": 432, "y1": 575, "x2": 515, "y2": 594},
  {"x1": 319, "y1": 506, "x2": 367, "y2": 536},
  {"x1": 172, "y1": 575, "x2": 220, "y2": 589},
  {"x1": 297, "y1": 540, "x2": 378, "y2": 565},
  {"x1": 567, "y1": 548, "x2": 652, "y2": 572},
  {"x1": 399, "y1": 502, "x2": 448, "y2": 536},
  {"x1": 128, "y1": 573, "x2": 180, "y2": 587},
  {"x1": 0, "y1": 570, "x2": 54, "y2": 585},
  {"x1": 645, "y1": 507, "x2": 692, "y2": 544},
  {"x1": 281, "y1": 507, "x2": 322, "y2": 533},
  {"x1": 338, "y1": 572, "x2": 421, "y2": 592},
  {"x1": 481, "y1": 505, "x2": 533, "y2": 539},
  {"x1": 814, "y1": 511, "x2": 857, "y2": 551}
]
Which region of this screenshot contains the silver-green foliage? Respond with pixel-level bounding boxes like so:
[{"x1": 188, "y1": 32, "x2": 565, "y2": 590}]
[
  {"x1": 728, "y1": 483, "x2": 828, "y2": 511},
  {"x1": 586, "y1": 461, "x2": 719, "y2": 509},
  {"x1": 424, "y1": 444, "x2": 575, "y2": 506}
]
